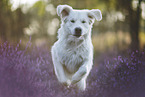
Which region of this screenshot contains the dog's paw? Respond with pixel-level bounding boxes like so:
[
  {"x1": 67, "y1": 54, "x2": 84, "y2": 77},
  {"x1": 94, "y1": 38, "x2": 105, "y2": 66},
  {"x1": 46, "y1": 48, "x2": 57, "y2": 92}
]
[
  {"x1": 77, "y1": 79, "x2": 86, "y2": 91},
  {"x1": 60, "y1": 79, "x2": 71, "y2": 87}
]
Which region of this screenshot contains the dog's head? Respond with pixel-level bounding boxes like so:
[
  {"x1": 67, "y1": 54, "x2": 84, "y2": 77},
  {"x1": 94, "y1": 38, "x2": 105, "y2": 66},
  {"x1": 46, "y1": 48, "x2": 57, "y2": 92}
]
[{"x1": 57, "y1": 5, "x2": 102, "y2": 39}]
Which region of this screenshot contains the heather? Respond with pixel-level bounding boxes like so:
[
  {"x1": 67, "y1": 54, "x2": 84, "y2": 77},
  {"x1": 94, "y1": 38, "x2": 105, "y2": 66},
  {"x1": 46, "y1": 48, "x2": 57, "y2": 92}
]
[{"x1": 0, "y1": 41, "x2": 145, "y2": 97}]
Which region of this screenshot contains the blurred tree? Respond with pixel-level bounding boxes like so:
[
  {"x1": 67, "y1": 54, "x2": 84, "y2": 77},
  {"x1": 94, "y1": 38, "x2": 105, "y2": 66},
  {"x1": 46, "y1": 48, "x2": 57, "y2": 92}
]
[
  {"x1": 0, "y1": 0, "x2": 30, "y2": 42},
  {"x1": 104, "y1": 0, "x2": 144, "y2": 50},
  {"x1": 129, "y1": 0, "x2": 143, "y2": 50},
  {"x1": 117, "y1": 0, "x2": 143, "y2": 50},
  {"x1": 0, "y1": 0, "x2": 11, "y2": 41}
]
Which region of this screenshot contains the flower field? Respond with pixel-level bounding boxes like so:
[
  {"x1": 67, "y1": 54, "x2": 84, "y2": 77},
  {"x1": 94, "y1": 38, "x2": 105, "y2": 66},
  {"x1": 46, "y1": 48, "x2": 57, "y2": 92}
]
[{"x1": 0, "y1": 41, "x2": 145, "y2": 97}]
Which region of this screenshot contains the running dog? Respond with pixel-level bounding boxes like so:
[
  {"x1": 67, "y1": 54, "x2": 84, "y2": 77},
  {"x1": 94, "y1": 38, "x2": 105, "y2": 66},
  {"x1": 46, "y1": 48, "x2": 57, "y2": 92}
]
[{"x1": 51, "y1": 5, "x2": 102, "y2": 91}]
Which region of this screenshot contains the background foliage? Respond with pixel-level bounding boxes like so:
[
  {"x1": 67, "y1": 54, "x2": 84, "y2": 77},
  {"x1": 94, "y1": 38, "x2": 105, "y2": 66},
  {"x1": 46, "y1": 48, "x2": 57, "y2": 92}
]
[{"x1": 0, "y1": 0, "x2": 145, "y2": 51}]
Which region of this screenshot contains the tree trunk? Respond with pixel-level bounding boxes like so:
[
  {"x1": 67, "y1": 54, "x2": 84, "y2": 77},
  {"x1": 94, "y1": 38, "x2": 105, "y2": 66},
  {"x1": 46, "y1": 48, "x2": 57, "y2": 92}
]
[{"x1": 129, "y1": 0, "x2": 142, "y2": 50}]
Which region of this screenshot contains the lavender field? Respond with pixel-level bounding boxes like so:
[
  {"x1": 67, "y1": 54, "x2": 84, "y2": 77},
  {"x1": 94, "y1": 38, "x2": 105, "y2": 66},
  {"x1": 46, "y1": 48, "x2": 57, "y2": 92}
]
[{"x1": 0, "y1": 41, "x2": 145, "y2": 97}]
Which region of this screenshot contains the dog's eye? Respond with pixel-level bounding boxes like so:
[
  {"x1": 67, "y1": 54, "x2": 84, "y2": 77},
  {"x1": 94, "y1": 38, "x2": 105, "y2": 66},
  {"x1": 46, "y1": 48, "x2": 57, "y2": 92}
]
[
  {"x1": 71, "y1": 20, "x2": 75, "y2": 23},
  {"x1": 82, "y1": 20, "x2": 86, "y2": 23}
]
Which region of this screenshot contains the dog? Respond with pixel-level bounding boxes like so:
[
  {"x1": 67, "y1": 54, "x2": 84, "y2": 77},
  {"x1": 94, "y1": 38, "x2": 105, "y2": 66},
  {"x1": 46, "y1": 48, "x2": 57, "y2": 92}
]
[{"x1": 51, "y1": 5, "x2": 102, "y2": 91}]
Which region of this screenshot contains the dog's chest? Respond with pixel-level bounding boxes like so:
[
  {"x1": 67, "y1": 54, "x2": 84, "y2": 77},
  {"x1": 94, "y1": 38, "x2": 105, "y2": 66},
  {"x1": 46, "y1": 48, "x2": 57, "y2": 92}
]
[{"x1": 60, "y1": 45, "x2": 88, "y2": 73}]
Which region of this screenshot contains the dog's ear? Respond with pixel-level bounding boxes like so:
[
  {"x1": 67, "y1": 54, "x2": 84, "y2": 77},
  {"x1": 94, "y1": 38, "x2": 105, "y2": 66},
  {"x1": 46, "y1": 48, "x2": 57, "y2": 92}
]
[
  {"x1": 57, "y1": 5, "x2": 72, "y2": 19},
  {"x1": 88, "y1": 9, "x2": 102, "y2": 21}
]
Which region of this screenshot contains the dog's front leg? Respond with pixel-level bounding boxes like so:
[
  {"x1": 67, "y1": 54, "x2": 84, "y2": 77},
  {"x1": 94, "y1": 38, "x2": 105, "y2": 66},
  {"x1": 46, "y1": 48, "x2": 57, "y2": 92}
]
[
  {"x1": 71, "y1": 61, "x2": 92, "y2": 84},
  {"x1": 53, "y1": 60, "x2": 71, "y2": 86}
]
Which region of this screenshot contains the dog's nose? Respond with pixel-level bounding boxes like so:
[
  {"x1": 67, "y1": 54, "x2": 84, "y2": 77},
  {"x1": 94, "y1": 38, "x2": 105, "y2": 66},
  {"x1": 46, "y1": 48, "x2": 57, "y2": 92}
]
[{"x1": 74, "y1": 28, "x2": 82, "y2": 37}]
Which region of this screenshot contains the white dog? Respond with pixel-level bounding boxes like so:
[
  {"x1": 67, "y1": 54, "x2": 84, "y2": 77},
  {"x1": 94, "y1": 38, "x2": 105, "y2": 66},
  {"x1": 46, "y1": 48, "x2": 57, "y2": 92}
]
[{"x1": 51, "y1": 5, "x2": 102, "y2": 91}]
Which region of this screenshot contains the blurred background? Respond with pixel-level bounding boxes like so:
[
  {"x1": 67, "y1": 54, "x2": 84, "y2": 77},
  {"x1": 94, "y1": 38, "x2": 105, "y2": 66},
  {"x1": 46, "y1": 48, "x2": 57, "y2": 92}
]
[{"x1": 0, "y1": 0, "x2": 145, "y2": 54}]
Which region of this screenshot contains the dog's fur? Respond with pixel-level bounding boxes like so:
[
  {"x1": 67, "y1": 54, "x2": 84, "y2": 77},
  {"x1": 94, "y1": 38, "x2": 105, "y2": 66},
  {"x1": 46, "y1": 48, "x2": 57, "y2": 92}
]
[{"x1": 51, "y1": 5, "x2": 102, "y2": 91}]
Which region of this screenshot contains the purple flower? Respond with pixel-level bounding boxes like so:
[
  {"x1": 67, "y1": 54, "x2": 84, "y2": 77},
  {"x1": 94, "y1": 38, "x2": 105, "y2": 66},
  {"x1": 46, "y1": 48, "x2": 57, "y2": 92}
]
[{"x1": 0, "y1": 41, "x2": 145, "y2": 97}]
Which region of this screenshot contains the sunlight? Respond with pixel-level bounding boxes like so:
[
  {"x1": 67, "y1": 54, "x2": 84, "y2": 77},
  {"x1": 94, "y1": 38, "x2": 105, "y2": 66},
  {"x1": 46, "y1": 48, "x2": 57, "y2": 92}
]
[
  {"x1": 141, "y1": 2, "x2": 145, "y2": 19},
  {"x1": 46, "y1": 4, "x2": 56, "y2": 15},
  {"x1": 10, "y1": 0, "x2": 40, "y2": 11},
  {"x1": 47, "y1": 18, "x2": 59, "y2": 36}
]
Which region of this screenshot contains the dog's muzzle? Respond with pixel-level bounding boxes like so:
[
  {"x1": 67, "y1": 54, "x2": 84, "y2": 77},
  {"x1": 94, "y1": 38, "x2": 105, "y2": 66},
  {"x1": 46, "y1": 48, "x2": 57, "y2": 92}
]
[{"x1": 73, "y1": 27, "x2": 82, "y2": 38}]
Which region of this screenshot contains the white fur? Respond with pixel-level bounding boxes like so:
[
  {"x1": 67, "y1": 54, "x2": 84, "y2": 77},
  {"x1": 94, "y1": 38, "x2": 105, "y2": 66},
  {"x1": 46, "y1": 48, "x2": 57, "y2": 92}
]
[{"x1": 51, "y1": 5, "x2": 102, "y2": 91}]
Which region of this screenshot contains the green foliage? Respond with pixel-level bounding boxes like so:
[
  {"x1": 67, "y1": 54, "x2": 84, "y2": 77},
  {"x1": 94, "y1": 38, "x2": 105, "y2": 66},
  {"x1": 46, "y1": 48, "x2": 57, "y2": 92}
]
[{"x1": 32, "y1": 1, "x2": 46, "y2": 17}]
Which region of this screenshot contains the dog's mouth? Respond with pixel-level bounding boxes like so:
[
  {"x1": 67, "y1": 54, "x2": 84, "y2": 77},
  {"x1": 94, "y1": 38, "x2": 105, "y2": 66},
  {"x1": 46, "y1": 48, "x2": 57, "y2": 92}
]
[
  {"x1": 69, "y1": 33, "x2": 84, "y2": 40},
  {"x1": 73, "y1": 34, "x2": 82, "y2": 38},
  {"x1": 73, "y1": 33, "x2": 83, "y2": 38},
  {"x1": 69, "y1": 34, "x2": 84, "y2": 41}
]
